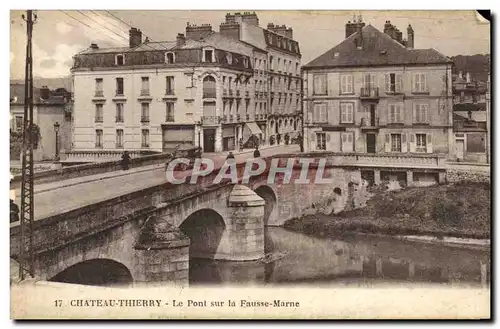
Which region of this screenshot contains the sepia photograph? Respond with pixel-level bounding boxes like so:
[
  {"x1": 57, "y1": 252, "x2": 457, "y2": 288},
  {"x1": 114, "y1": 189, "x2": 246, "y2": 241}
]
[{"x1": 8, "y1": 7, "x2": 491, "y2": 320}]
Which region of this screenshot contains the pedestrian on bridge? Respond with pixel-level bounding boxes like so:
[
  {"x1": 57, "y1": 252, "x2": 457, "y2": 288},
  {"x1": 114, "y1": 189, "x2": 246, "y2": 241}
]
[
  {"x1": 121, "y1": 151, "x2": 131, "y2": 171},
  {"x1": 253, "y1": 146, "x2": 261, "y2": 158}
]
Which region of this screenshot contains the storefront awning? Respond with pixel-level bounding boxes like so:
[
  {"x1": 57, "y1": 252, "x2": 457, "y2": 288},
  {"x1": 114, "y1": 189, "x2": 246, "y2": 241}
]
[{"x1": 242, "y1": 122, "x2": 264, "y2": 145}]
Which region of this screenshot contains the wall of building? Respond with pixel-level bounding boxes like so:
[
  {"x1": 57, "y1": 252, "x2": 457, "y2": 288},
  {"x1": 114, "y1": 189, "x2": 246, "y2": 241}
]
[{"x1": 303, "y1": 64, "x2": 453, "y2": 155}]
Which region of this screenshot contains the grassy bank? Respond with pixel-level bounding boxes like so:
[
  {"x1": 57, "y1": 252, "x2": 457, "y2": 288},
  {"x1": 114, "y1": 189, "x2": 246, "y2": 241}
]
[{"x1": 284, "y1": 182, "x2": 491, "y2": 240}]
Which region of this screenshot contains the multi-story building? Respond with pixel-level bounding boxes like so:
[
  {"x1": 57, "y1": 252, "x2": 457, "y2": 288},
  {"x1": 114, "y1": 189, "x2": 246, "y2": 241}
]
[
  {"x1": 71, "y1": 25, "x2": 260, "y2": 155},
  {"x1": 451, "y1": 71, "x2": 488, "y2": 162},
  {"x1": 10, "y1": 84, "x2": 72, "y2": 161},
  {"x1": 302, "y1": 18, "x2": 453, "y2": 159},
  {"x1": 218, "y1": 12, "x2": 303, "y2": 146}
]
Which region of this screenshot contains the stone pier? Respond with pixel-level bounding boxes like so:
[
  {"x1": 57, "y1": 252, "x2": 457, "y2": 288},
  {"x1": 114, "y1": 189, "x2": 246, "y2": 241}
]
[{"x1": 134, "y1": 216, "x2": 190, "y2": 286}]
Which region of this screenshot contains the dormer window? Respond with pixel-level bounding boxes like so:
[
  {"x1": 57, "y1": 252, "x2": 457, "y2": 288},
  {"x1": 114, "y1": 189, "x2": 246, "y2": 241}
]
[
  {"x1": 165, "y1": 52, "x2": 175, "y2": 64},
  {"x1": 203, "y1": 48, "x2": 215, "y2": 63},
  {"x1": 115, "y1": 54, "x2": 124, "y2": 66},
  {"x1": 226, "y1": 52, "x2": 232, "y2": 65}
]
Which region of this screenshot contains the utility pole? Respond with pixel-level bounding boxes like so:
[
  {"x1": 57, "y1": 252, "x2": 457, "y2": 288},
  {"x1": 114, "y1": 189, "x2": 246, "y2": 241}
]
[{"x1": 19, "y1": 9, "x2": 36, "y2": 280}]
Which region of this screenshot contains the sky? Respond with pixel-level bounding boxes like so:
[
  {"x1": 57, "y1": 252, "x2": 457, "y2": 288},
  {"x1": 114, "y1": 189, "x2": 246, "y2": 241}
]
[{"x1": 9, "y1": 10, "x2": 490, "y2": 80}]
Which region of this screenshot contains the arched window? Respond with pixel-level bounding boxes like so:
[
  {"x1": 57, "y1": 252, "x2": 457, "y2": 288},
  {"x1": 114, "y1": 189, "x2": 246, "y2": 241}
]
[
  {"x1": 165, "y1": 52, "x2": 175, "y2": 64},
  {"x1": 203, "y1": 75, "x2": 216, "y2": 99}
]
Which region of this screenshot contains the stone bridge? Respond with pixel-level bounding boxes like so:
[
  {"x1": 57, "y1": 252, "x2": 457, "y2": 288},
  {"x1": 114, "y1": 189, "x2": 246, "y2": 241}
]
[{"x1": 10, "y1": 153, "x2": 448, "y2": 286}]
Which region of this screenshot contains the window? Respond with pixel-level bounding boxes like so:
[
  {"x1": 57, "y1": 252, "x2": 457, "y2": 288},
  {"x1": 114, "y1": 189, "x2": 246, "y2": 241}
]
[
  {"x1": 95, "y1": 129, "x2": 103, "y2": 148},
  {"x1": 466, "y1": 133, "x2": 486, "y2": 153},
  {"x1": 203, "y1": 76, "x2": 216, "y2": 98},
  {"x1": 341, "y1": 132, "x2": 354, "y2": 152},
  {"x1": 116, "y1": 78, "x2": 124, "y2": 96},
  {"x1": 295, "y1": 63, "x2": 299, "y2": 74},
  {"x1": 277, "y1": 58, "x2": 281, "y2": 71},
  {"x1": 385, "y1": 73, "x2": 403, "y2": 93},
  {"x1": 141, "y1": 103, "x2": 149, "y2": 122},
  {"x1": 412, "y1": 73, "x2": 428, "y2": 93},
  {"x1": 116, "y1": 129, "x2": 124, "y2": 148},
  {"x1": 313, "y1": 103, "x2": 327, "y2": 123},
  {"x1": 226, "y1": 53, "x2": 232, "y2": 65},
  {"x1": 313, "y1": 74, "x2": 327, "y2": 95},
  {"x1": 414, "y1": 104, "x2": 429, "y2": 124},
  {"x1": 15, "y1": 116, "x2": 23, "y2": 132},
  {"x1": 141, "y1": 129, "x2": 150, "y2": 147},
  {"x1": 204, "y1": 49, "x2": 214, "y2": 63},
  {"x1": 340, "y1": 102, "x2": 354, "y2": 123},
  {"x1": 269, "y1": 56, "x2": 274, "y2": 70},
  {"x1": 116, "y1": 103, "x2": 124, "y2": 123},
  {"x1": 165, "y1": 76, "x2": 174, "y2": 95},
  {"x1": 243, "y1": 57, "x2": 248, "y2": 68},
  {"x1": 415, "y1": 133, "x2": 427, "y2": 152},
  {"x1": 340, "y1": 74, "x2": 354, "y2": 94},
  {"x1": 95, "y1": 104, "x2": 103, "y2": 122},
  {"x1": 316, "y1": 133, "x2": 326, "y2": 150},
  {"x1": 115, "y1": 54, "x2": 124, "y2": 66},
  {"x1": 166, "y1": 102, "x2": 174, "y2": 122},
  {"x1": 390, "y1": 134, "x2": 402, "y2": 152},
  {"x1": 388, "y1": 104, "x2": 403, "y2": 123},
  {"x1": 362, "y1": 74, "x2": 376, "y2": 89},
  {"x1": 165, "y1": 52, "x2": 175, "y2": 64},
  {"x1": 141, "y1": 77, "x2": 149, "y2": 95},
  {"x1": 95, "y1": 78, "x2": 103, "y2": 97}
]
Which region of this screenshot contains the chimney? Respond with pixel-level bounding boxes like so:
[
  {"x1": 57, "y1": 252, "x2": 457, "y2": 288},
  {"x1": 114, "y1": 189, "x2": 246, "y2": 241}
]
[
  {"x1": 407, "y1": 24, "x2": 414, "y2": 49},
  {"x1": 230, "y1": 12, "x2": 259, "y2": 26},
  {"x1": 185, "y1": 23, "x2": 213, "y2": 41},
  {"x1": 384, "y1": 20, "x2": 392, "y2": 35},
  {"x1": 129, "y1": 27, "x2": 142, "y2": 48},
  {"x1": 219, "y1": 22, "x2": 240, "y2": 40},
  {"x1": 395, "y1": 30, "x2": 403, "y2": 43},
  {"x1": 345, "y1": 20, "x2": 357, "y2": 38},
  {"x1": 355, "y1": 22, "x2": 363, "y2": 49},
  {"x1": 466, "y1": 72, "x2": 471, "y2": 83},
  {"x1": 40, "y1": 86, "x2": 50, "y2": 100},
  {"x1": 176, "y1": 33, "x2": 186, "y2": 46},
  {"x1": 90, "y1": 43, "x2": 99, "y2": 50}
]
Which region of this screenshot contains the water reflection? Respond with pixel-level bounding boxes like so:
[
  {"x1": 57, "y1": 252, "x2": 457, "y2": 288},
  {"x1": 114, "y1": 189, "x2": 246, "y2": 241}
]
[{"x1": 189, "y1": 227, "x2": 490, "y2": 287}]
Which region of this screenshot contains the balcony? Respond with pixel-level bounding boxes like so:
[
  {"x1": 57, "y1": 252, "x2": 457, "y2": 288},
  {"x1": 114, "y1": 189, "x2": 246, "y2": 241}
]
[
  {"x1": 223, "y1": 89, "x2": 228, "y2": 97},
  {"x1": 165, "y1": 89, "x2": 175, "y2": 96},
  {"x1": 360, "y1": 87, "x2": 379, "y2": 100},
  {"x1": 201, "y1": 116, "x2": 220, "y2": 125},
  {"x1": 360, "y1": 117, "x2": 380, "y2": 132},
  {"x1": 165, "y1": 116, "x2": 175, "y2": 122},
  {"x1": 116, "y1": 116, "x2": 124, "y2": 123},
  {"x1": 115, "y1": 91, "x2": 125, "y2": 97},
  {"x1": 141, "y1": 116, "x2": 150, "y2": 123},
  {"x1": 140, "y1": 89, "x2": 150, "y2": 96},
  {"x1": 203, "y1": 91, "x2": 216, "y2": 99},
  {"x1": 228, "y1": 114, "x2": 233, "y2": 122},
  {"x1": 246, "y1": 113, "x2": 250, "y2": 121},
  {"x1": 245, "y1": 91, "x2": 250, "y2": 98},
  {"x1": 94, "y1": 90, "x2": 104, "y2": 97},
  {"x1": 95, "y1": 117, "x2": 103, "y2": 123},
  {"x1": 235, "y1": 90, "x2": 241, "y2": 98},
  {"x1": 236, "y1": 114, "x2": 241, "y2": 122},
  {"x1": 229, "y1": 90, "x2": 233, "y2": 97}
]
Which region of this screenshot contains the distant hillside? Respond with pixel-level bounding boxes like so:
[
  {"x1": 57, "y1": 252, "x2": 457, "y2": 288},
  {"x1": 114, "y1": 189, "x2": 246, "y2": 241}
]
[
  {"x1": 10, "y1": 76, "x2": 72, "y2": 91},
  {"x1": 450, "y1": 54, "x2": 490, "y2": 83}
]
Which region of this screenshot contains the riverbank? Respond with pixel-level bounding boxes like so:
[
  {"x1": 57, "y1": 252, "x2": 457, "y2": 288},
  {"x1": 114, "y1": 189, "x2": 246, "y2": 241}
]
[{"x1": 284, "y1": 182, "x2": 491, "y2": 241}]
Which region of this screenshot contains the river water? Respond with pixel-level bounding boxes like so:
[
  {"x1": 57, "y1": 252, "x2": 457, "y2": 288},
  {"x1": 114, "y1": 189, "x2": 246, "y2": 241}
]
[{"x1": 190, "y1": 227, "x2": 490, "y2": 287}]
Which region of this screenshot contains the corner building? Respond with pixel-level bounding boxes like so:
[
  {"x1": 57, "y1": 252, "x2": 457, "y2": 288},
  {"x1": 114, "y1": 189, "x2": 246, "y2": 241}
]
[
  {"x1": 71, "y1": 25, "x2": 258, "y2": 155},
  {"x1": 302, "y1": 19, "x2": 453, "y2": 157}
]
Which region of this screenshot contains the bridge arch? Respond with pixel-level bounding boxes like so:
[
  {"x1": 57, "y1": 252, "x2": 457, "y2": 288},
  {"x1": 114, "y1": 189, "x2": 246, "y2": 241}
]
[
  {"x1": 254, "y1": 185, "x2": 278, "y2": 226},
  {"x1": 179, "y1": 208, "x2": 226, "y2": 259},
  {"x1": 48, "y1": 259, "x2": 133, "y2": 287}
]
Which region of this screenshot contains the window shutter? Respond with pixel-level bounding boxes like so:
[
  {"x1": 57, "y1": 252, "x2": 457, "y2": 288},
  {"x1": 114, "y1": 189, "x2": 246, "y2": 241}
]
[
  {"x1": 422, "y1": 74, "x2": 427, "y2": 92},
  {"x1": 326, "y1": 133, "x2": 331, "y2": 142},
  {"x1": 424, "y1": 104, "x2": 429, "y2": 123},
  {"x1": 341, "y1": 104, "x2": 346, "y2": 122},
  {"x1": 396, "y1": 74, "x2": 403, "y2": 93},
  {"x1": 311, "y1": 133, "x2": 316, "y2": 142},
  {"x1": 340, "y1": 75, "x2": 345, "y2": 94},
  {"x1": 426, "y1": 133, "x2": 433, "y2": 153},
  {"x1": 388, "y1": 105, "x2": 393, "y2": 123},
  {"x1": 412, "y1": 74, "x2": 417, "y2": 92},
  {"x1": 413, "y1": 105, "x2": 418, "y2": 123},
  {"x1": 384, "y1": 134, "x2": 391, "y2": 152},
  {"x1": 409, "y1": 133, "x2": 416, "y2": 153},
  {"x1": 348, "y1": 75, "x2": 353, "y2": 93},
  {"x1": 401, "y1": 133, "x2": 408, "y2": 153},
  {"x1": 398, "y1": 104, "x2": 404, "y2": 123}
]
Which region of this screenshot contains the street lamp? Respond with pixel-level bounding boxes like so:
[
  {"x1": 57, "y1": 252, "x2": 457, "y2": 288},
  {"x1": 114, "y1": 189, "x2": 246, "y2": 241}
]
[
  {"x1": 53, "y1": 121, "x2": 60, "y2": 161},
  {"x1": 196, "y1": 121, "x2": 202, "y2": 152}
]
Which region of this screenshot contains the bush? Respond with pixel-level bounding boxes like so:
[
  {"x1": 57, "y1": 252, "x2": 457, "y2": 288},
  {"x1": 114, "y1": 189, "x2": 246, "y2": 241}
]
[{"x1": 432, "y1": 200, "x2": 462, "y2": 227}]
